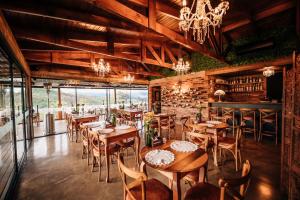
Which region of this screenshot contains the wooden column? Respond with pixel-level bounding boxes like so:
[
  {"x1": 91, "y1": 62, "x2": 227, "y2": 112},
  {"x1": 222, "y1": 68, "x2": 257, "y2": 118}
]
[
  {"x1": 57, "y1": 87, "x2": 62, "y2": 120},
  {"x1": 26, "y1": 76, "x2": 34, "y2": 140}
]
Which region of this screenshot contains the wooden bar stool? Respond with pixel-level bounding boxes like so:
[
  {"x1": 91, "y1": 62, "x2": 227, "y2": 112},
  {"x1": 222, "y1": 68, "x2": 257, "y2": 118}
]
[
  {"x1": 259, "y1": 109, "x2": 279, "y2": 144},
  {"x1": 222, "y1": 107, "x2": 237, "y2": 136},
  {"x1": 240, "y1": 108, "x2": 257, "y2": 141}
]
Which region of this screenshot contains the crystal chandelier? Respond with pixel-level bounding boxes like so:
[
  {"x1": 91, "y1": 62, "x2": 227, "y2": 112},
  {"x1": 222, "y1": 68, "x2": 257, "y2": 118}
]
[
  {"x1": 92, "y1": 58, "x2": 111, "y2": 77},
  {"x1": 263, "y1": 67, "x2": 275, "y2": 77},
  {"x1": 124, "y1": 74, "x2": 134, "y2": 85},
  {"x1": 179, "y1": 0, "x2": 229, "y2": 44},
  {"x1": 173, "y1": 58, "x2": 190, "y2": 75}
]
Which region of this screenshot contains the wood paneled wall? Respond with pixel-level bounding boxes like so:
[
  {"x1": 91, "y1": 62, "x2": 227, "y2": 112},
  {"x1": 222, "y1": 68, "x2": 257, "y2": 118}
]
[{"x1": 281, "y1": 51, "x2": 300, "y2": 199}]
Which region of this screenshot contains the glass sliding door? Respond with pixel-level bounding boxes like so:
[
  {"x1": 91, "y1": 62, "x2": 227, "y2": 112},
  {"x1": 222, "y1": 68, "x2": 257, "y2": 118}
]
[
  {"x1": 12, "y1": 64, "x2": 26, "y2": 165},
  {"x1": 0, "y1": 49, "x2": 16, "y2": 199}
]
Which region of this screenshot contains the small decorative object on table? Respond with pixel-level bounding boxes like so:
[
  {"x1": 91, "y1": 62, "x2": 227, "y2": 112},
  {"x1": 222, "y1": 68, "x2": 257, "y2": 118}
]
[
  {"x1": 196, "y1": 103, "x2": 206, "y2": 123},
  {"x1": 214, "y1": 89, "x2": 225, "y2": 102},
  {"x1": 143, "y1": 112, "x2": 155, "y2": 147}
]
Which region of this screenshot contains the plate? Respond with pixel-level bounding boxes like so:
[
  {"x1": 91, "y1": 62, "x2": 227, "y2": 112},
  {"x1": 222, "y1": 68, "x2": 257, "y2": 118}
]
[
  {"x1": 145, "y1": 150, "x2": 175, "y2": 166},
  {"x1": 99, "y1": 128, "x2": 114, "y2": 134},
  {"x1": 170, "y1": 140, "x2": 198, "y2": 152},
  {"x1": 115, "y1": 125, "x2": 131, "y2": 130},
  {"x1": 206, "y1": 120, "x2": 222, "y2": 125}
]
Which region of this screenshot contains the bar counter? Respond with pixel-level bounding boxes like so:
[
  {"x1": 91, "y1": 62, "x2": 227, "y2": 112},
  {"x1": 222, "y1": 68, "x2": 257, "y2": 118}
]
[{"x1": 208, "y1": 101, "x2": 282, "y2": 110}]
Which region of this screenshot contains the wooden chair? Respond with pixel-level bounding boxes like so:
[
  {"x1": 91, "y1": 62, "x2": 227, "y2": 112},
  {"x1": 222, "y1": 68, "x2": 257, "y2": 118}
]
[
  {"x1": 178, "y1": 116, "x2": 190, "y2": 140},
  {"x1": 169, "y1": 114, "x2": 176, "y2": 139},
  {"x1": 240, "y1": 108, "x2": 257, "y2": 141},
  {"x1": 118, "y1": 154, "x2": 172, "y2": 200},
  {"x1": 118, "y1": 120, "x2": 138, "y2": 157},
  {"x1": 184, "y1": 160, "x2": 252, "y2": 200},
  {"x1": 218, "y1": 126, "x2": 243, "y2": 171},
  {"x1": 184, "y1": 130, "x2": 210, "y2": 186},
  {"x1": 91, "y1": 132, "x2": 120, "y2": 182},
  {"x1": 66, "y1": 114, "x2": 75, "y2": 141},
  {"x1": 159, "y1": 115, "x2": 171, "y2": 139},
  {"x1": 209, "y1": 107, "x2": 222, "y2": 121},
  {"x1": 222, "y1": 107, "x2": 237, "y2": 136},
  {"x1": 258, "y1": 109, "x2": 279, "y2": 144},
  {"x1": 80, "y1": 124, "x2": 90, "y2": 165}
]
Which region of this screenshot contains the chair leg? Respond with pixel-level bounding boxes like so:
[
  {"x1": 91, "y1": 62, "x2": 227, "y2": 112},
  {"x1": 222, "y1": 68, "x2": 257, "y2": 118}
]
[{"x1": 98, "y1": 155, "x2": 102, "y2": 182}]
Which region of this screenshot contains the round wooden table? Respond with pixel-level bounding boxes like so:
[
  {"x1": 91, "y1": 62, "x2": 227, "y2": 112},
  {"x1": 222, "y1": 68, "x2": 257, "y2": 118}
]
[{"x1": 140, "y1": 140, "x2": 208, "y2": 200}]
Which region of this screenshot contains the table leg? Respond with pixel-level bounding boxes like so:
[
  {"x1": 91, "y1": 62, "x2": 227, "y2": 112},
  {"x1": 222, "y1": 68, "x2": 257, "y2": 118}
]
[
  {"x1": 135, "y1": 135, "x2": 140, "y2": 167},
  {"x1": 75, "y1": 123, "x2": 78, "y2": 143},
  {"x1": 172, "y1": 173, "x2": 181, "y2": 200},
  {"x1": 105, "y1": 143, "x2": 110, "y2": 183},
  {"x1": 213, "y1": 146, "x2": 218, "y2": 166}
]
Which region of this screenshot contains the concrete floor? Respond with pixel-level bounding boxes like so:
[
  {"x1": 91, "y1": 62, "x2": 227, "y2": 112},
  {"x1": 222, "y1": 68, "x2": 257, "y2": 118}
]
[
  {"x1": 13, "y1": 131, "x2": 282, "y2": 200},
  {"x1": 33, "y1": 120, "x2": 67, "y2": 137}
]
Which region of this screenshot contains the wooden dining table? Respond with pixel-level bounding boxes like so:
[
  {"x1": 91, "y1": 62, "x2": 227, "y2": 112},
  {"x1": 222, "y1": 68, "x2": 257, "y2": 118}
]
[
  {"x1": 91, "y1": 126, "x2": 140, "y2": 183},
  {"x1": 72, "y1": 114, "x2": 99, "y2": 142},
  {"x1": 140, "y1": 140, "x2": 208, "y2": 200},
  {"x1": 186, "y1": 121, "x2": 228, "y2": 166},
  {"x1": 117, "y1": 109, "x2": 143, "y2": 121}
]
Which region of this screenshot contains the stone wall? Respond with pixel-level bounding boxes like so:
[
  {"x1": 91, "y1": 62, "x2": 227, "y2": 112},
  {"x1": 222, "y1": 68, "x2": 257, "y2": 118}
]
[{"x1": 149, "y1": 71, "x2": 209, "y2": 119}]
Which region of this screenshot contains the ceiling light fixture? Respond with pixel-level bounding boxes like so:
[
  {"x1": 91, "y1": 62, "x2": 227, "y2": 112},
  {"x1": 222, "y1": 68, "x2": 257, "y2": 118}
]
[
  {"x1": 92, "y1": 58, "x2": 111, "y2": 77},
  {"x1": 123, "y1": 74, "x2": 134, "y2": 85},
  {"x1": 173, "y1": 58, "x2": 190, "y2": 75},
  {"x1": 179, "y1": 0, "x2": 229, "y2": 44},
  {"x1": 263, "y1": 66, "x2": 275, "y2": 77}
]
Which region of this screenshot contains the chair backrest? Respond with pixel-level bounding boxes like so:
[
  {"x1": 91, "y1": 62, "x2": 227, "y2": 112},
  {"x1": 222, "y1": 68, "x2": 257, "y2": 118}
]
[
  {"x1": 219, "y1": 160, "x2": 252, "y2": 200},
  {"x1": 80, "y1": 125, "x2": 89, "y2": 142},
  {"x1": 118, "y1": 154, "x2": 147, "y2": 200},
  {"x1": 259, "y1": 109, "x2": 277, "y2": 120},
  {"x1": 186, "y1": 130, "x2": 210, "y2": 152},
  {"x1": 160, "y1": 115, "x2": 170, "y2": 127}
]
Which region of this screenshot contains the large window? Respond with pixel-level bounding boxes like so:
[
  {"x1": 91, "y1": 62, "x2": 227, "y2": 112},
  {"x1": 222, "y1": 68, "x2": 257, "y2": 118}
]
[{"x1": 0, "y1": 46, "x2": 28, "y2": 199}]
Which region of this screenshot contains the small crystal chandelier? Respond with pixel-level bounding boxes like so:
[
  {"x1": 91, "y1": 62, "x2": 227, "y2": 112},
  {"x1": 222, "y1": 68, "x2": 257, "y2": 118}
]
[
  {"x1": 263, "y1": 66, "x2": 275, "y2": 77},
  {"x1": 179, "y1": 0, "x2": 229, "y2": 44},
  {"x1": 173, "y1": 58, "x2": 190, "y2": 75},
  {"x1": 92, "y1": 58, "x2": 110, "y2": 77},
  {"x1": 124, "y1": 74, "x2": 134, "y2": 85}
]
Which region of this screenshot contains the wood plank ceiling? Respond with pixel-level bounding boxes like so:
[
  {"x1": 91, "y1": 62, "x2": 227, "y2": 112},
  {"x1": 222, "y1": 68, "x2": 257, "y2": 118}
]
[{"x1": 0, "y1": 0, "x2": 296, "y2": 84}]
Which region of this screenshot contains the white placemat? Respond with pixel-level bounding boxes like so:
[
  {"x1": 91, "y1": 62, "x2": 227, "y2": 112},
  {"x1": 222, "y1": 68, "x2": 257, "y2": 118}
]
[
  {"x1": 83, "y1": 121, "x2": 103, "y2": 128},
  {"x1": 145, "y1": 150, "x2": 175, "y2": 166},
  {"x1": 206, "y1": 120, "x2": 222, "y2": 125},
  {"x1": 99, "y1": 128, "x2": 114, "y2": 134},
  {"x1": 170, "y1": 140, "x2": 198, "y2": 152},
  {"x1": 115, "y1": 125, "x2": 130, "y2": 130}
]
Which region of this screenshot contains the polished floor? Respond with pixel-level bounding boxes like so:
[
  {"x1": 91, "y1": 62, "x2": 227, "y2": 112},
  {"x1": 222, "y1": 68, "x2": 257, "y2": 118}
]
[
  {"x1": 33, "y1": 120, "x2": 67, "y2": 137},
  {"x1": 14, "y1": 130, "x2": 282, "y2": 200}
]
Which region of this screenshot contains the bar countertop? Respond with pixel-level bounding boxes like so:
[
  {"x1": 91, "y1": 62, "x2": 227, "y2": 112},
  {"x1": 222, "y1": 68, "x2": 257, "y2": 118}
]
[{"x1": 209, "y1": 101, "x2": 282, "y2": 110}]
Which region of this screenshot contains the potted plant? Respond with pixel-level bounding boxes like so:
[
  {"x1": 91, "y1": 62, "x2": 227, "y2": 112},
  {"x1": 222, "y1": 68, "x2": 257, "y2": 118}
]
[
  {"x1": 143, "y1": 112, "x2": 155, "y2": 147},
  {"x1": 195, "y1": 104, "x2": 206, "y2": 123}
]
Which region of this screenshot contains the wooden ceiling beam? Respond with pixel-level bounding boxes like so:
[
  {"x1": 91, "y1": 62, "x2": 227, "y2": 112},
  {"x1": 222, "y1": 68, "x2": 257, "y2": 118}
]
[
  {"x1": 0, "y1": 11, "x2": 30, "y2": 75},
  {"x1": 91, "y1": 0, "x2": 219, "y2": 59},
  {"x1": 24, "y1": 51, "x2": 162, "y2": 77},
  {"x1": 223, "y1": 0, "x2": 295, "y2": 32},
  {"x1": 0, "y1": 1, "x2": 165, "y2": 41},
  {"x1": 14, "y1": 28, "x2": 173, "y2": 68},
  {"x1": 205, "y1": 56, "x2": 292, "y2": 76},
  {"x1": 31, "y1": 67, "x2": 149, "y2": 85},
  {"x1": 127, "y1": 0, "x2": 179, "y2": 20}
]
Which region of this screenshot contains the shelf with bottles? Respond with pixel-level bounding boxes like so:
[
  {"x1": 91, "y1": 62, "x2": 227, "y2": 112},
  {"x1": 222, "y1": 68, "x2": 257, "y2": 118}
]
[{"x1": 227, "y1": 75, "x2": 264, "y2": 85}]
